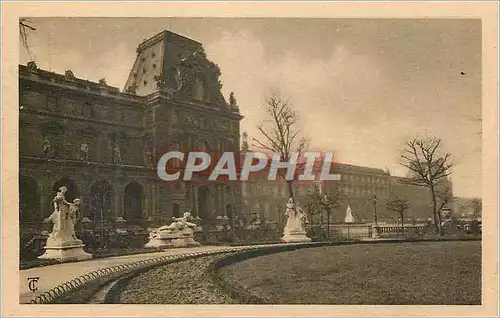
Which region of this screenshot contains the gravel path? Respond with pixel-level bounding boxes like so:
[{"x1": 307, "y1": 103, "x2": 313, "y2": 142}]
[{"x1": 120, "y1": 254, "x2": 235, "y2": 304}]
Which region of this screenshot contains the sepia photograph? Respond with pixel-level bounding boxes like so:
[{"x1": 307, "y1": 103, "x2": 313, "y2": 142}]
[{"x1": 2, "y1": 2, "x2": 499, "y2": 317}]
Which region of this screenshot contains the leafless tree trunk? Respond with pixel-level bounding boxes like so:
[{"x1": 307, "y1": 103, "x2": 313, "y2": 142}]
[
  {"x1": 387, "y1": 197, "x2": 409, "y2": 236},
  {"x1": 435, "y1": 183, "x2": 453, "y2": 234},
  {"x1": 286, "y1": 180, "x2": 294, "y2": 199},
  {"x1": 252, "y1": 92, "x2": 309, "y2": 199},
  {"x1": 304, "y1": 183, "x2": 322, "y2": 225},
  {"x1": 400, "y1": 137, "x2": 453, "y2": 236},
  {"x1": 399, "y1": 211, "x2": 404, "y2": 231},
  {"x1": 320, "y1": 188, "x2": 343, "y2": 240}
]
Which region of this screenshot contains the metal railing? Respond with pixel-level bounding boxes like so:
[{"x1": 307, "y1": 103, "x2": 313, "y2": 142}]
[{"x1": 28, "y1": 243, "x2": 307, "y2": 304}]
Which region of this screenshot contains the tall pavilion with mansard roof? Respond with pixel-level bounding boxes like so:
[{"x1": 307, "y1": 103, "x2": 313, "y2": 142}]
[{"x1": 18, "y1": 30, "x2": 243, "y2": 252}]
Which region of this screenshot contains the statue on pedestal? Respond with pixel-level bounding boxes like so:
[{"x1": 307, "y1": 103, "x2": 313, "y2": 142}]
[
  {"x1": 145, "y1": 151, "x2": 153, "y2": 167},
  {"x1": 345, "y1": 205, "x2": 355, "y2": 223},
  {"x1": 229, "y1": 92, "x2": 237, "y2": 106},
  {"x1": 80, "y1": 141, "x2": 89, "y2": 160},
  {"x1": 281, "y1": 198, "x2": 311, "y2": 243},
  {"x1": 43, "y1": 137, "x2": 51, "y2": 157},
  {"x1": 113, "y1": 143, "x2": 122, "y2": 163},
  {"x1": 145, "y1": 212, "x2": 201, "y2": 248},
  {"x1": 156, "y1": 212, "x2": 197, "y2": 233},
  {"x1": 39, "y1": 186, "x2": 92, "y2": 262}
]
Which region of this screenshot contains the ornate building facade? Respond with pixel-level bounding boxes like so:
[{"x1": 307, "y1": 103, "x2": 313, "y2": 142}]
[
  {"x1": 241, "y1": 151, "x2": 436, "y2": 225},
  {"x1": 19, "y1": 31, "x2": 243, "y2": 238}
]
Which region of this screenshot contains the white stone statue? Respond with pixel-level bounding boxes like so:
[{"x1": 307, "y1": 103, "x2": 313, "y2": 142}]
[
  {"x1": 80, "y1": 141, "x2": 89, "y2": 160},
  {"x1": 155, "y1": 212, "x2": 197, "y2": 234},
  {"x1": 283, "y1": 198, "x2": 305, "y2": 234},
  {"x1": 67, "y1": 199, "x2": 81, "y2": 240},
  {"x1": 281, "y1": 197, "x2": 311, "y2": 243},
  {"x1": 345, "y1": 205, "x2": 355, "y2": 223},
  {"x1": 145, "y1": 212, "x2": 201, "y2": 248},
  {"x1": 113, "y1": 144, "x2": 122, "y2": 163},
  {"x1": 43, "y1": 137, "x2": 51, "y2": 156},
  {"x1": 46, "y1": 187, "x2": 82, "y2": 244},
  {"x1": 39, "y1": 186, "x2": 92, "y2": 261}
]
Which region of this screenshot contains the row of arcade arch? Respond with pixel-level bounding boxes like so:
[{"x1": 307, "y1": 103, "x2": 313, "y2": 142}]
[
  {"x1": 19, "y1": 176, "x2": 145, "y2": 224},
  {"x1": 20, "y1": 176, "x2": 236, "y2": 226}
]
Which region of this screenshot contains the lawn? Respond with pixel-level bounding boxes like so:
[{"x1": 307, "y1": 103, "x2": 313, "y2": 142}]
[{"x1": 220, "y1": 241, "x2": 481, "y2": 305}]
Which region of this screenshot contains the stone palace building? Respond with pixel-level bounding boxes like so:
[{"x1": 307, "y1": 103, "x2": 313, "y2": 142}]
[
  {"x1": 240, "y1": 137, "x2": 442, "y2": 226},
  {"x1": 19, "y1": 30, "x2": 243, "y2": 239}
]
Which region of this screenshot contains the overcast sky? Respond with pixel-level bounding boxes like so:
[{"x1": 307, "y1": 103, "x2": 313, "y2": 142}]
[{"x1": 19, "y1": 18, "x2": 482, "y2": 198}]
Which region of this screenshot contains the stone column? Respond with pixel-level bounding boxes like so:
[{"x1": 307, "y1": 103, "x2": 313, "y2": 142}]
[
  {"x1": 39, "y1": 192, "x2": 47, "y2": 220},
  {"x1": 39, "y1": 185, "x2": 51, "y2": 220},
  {"x1": 193, "y1": 186, "x2": 199, "y2": 218},
  {"x1": 144, "y1": 196, "x2": 150, "y2": 219},
  {"x1": 113, "y1": 186, "x2": 122, "y2": 220},
  {"x1": 145, "y1": 183, "x2": 152, "y2": 220},
  {"x1": 121, "y1": 193, "x2": 125, "y2": 217},
  {"x1": 39, "y1": 177, "x2": 55, "y2": 221},
  {"x1": 78, "y1": 182, "x2": 90, "y2": 218},
  {"x1": 37, "y1": 183, "x2": 53, "y2": 235},
  {"x1": 208, "y1": 188, "x2": 215, "y2": 217},
  {"x1": 152, "y1": 183, "x2": 157, "y2": 220},
  {"x1": 185, "y1": 183, "x2": 191, "y2": 213},
  {"x1": 214, "y1": 185, "x2": 221, "y2": 216},
  {"x1": 221, "y1": 187, "x2": 227, "y2": 217}
]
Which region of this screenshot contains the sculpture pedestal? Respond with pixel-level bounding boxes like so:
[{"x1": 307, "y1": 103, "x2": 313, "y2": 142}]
[
  {"x1": 38, "y1": 240, "x2": 92, "y2": 262},
  {"x1": 145, "y1": 213, "x2": 201, "y2": 249},
  {"x1": 145, "y1": 232, "x2": 200, "y2": 249},
  {"x1": 371, "y1": 225, "x2": 380, "y2": 239},
  {"x1": 281, "y1": 231, "x2": 311, "y2": 243}
]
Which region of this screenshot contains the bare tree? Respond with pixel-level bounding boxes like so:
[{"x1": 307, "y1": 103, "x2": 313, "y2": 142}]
[
  {"x1": 19, "y1": 19, "x2": 36, "y2": 59},
  {"x1": 303, "y1": 183, "x2": 323, "y2": 225},
  {"x1": 252, "y1": 92, "x2": 309, "y2": 199},
  {"x1": 400, "y1": 137, "x2": 453, "y2": 235},
  {"x1": 471, "y1": 198, "x2": 482, "y2": 218},
  {"x1": 387, "y1": 197, "x2": 409, "y2": 233},
  {"x1": 319, "y1": 188, "x2": 343, "y2": 238}
]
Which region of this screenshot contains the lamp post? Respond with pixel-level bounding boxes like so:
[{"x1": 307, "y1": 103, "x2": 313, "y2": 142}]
[
  {"x1": 322, "y1": 194, "x2": 330, "y2": 240},
  {"x1": 372, "y1": 194, "x2": 379, "y2": 238},
  {"x1": 373, "y1": 194, "x2": 378, "y2": 226}
]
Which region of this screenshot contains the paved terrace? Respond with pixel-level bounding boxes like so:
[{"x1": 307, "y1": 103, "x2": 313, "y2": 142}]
[{"x1": 19, "y1": 245, "x2": 230, "y2": 304}]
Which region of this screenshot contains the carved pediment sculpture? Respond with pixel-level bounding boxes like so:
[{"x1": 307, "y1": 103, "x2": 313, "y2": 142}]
[
  {"x1": 126, "y1": 84, "x2": 137, "y2": 95},
  {"x1": 64, "y1": 70, "x2": 76, "y2": 80},
  {"x1": 171, "y1": 50, "x2": 225, "y2": 104},
  {"x1": 173, "y1": 66, "x2": 186, "y2": 91},
  {"x1": 27, "y1": 61, "x2": 38, "y2": 71},
  {"x1": 155, "y1": 74, "x2": 168, "y2": 91}
]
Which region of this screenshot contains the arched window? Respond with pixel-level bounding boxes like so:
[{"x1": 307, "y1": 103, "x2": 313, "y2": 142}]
[
  {"x1": 20, "y1": 176, "x2": 40, "y2": 224},
  {"x1": 124, "y1": 182, "x2": 144, "y2": 220},
  {"x1": 89, "y1": 180, "x2": 113, "y2": 222},
  {"x1": 198, "y1": 186, "x2": 210, "y2": 220},
  {"x1": 52, "y1": 177, "x2": 79, "y2": 202}
]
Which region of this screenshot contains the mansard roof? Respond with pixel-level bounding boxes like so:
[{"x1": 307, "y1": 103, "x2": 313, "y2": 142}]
[{"x1": 123, "y1": 30, "x2": 230, "y2": 108}]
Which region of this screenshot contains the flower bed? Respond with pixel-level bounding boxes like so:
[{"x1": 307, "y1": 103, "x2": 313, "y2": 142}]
[{"x1": 119, "y1": 254, "x2": 235, "y2": 304}]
